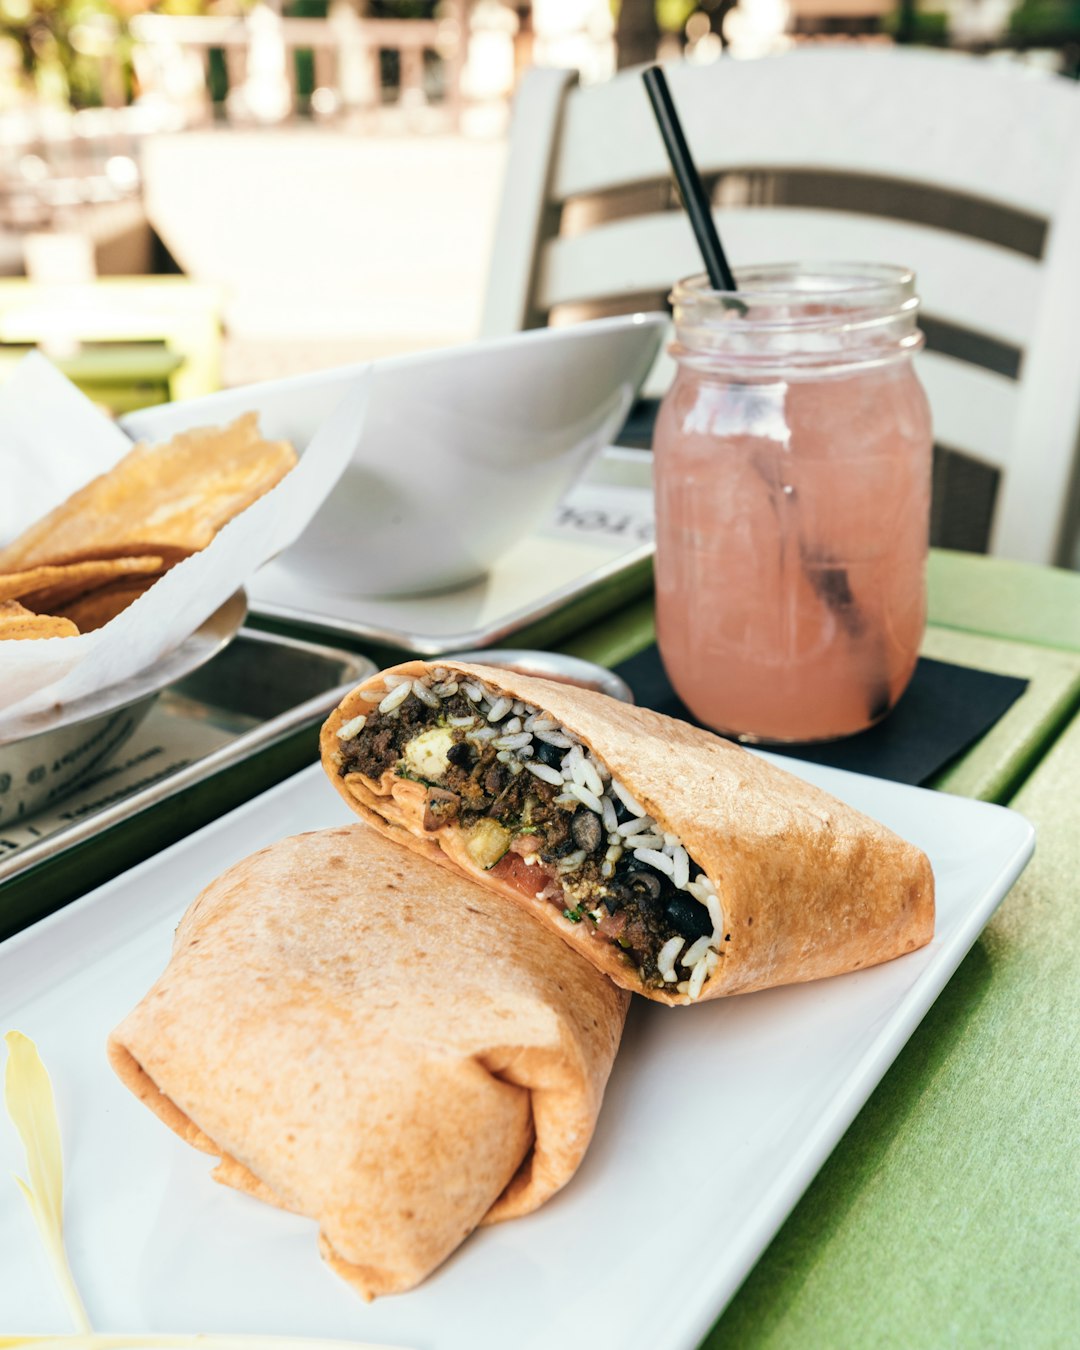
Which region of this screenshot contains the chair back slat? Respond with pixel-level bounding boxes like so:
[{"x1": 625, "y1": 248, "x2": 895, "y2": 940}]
[
  {"x1": 552, "y1": 51, "x2": 1079, "y2": 218},
  {"x1": 538, "y1": 207, "x2": 1040, "y2": 349}
]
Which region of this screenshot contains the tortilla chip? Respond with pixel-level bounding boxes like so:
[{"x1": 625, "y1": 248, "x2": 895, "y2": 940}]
[
  {"x1": 0, "y1": 412, "x2": 297, "y2": 570},
  {"x1": 108, "y1": 825, "x2": 628, "y2": 1300},
  {"x1": 0, "y1": 599, "x2": 79, "y2": 640},
  {"x1": 24, "y1": 542, "x2": 194, "y2": 570},
  {"x1": 322, "y1": 661, "x2": 935, "y2": 1006},
  {"x1": 56, "y1": 575, "x2": 157, "y2": 632},
  {"x1": 1, "y1": 555, "x2": 164, "y2": 610}
]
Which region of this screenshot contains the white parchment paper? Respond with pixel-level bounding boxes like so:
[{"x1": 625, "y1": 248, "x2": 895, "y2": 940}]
[{"x1": 0, "y1": 354, "x2": 371, "y2": 723}]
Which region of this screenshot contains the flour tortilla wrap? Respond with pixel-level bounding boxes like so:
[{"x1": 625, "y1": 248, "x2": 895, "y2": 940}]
[
  {"x1": 108, "y1": 824, "x2": 628, "y2": 1301},
  {"x1": 322, "y1": 661, "x2": 935, "y2": 1006}
]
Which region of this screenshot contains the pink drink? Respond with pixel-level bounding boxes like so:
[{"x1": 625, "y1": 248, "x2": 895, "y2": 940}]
[{"x1": 653, "y1": 266, "x2": 932, "y2": 743}]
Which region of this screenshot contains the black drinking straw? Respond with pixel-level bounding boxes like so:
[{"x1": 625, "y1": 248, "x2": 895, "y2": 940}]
[{"x1": 642, "y1": 65, "x2": 737, "y2": 293}]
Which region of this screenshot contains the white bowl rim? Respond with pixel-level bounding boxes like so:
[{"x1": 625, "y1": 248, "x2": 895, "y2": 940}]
[{"x1": 121, "y1": 311, "x2": 670, "y2": 435}]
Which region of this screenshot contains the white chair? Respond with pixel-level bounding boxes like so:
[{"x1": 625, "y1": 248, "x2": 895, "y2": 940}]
[{"x1": 481, "y1": 51, "x2": 1080, "y2": 567}]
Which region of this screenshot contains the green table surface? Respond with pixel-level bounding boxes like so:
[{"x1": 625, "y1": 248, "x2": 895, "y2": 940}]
[{"x1": 567, "y1": 547, "x2": 1080, "y2": 1350}]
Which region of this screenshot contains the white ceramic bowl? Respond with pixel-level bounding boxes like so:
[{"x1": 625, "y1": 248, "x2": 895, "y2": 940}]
[{"x1": 122, "y1": 313, "x2": 666, "y2": 598}]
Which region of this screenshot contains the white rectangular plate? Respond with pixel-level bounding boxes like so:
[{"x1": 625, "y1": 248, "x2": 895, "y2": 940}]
[{"x1": 0, "y1": 757, "x2": 1034, "y2": 1348}]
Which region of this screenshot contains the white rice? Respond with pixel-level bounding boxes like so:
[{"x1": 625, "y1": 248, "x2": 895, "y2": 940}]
[
  {"x1": 525, "y1": 760, "x2": 564, "y2": 787},
  {"x1": 378, "y1": 682, "x2": 411, "y2": 714},
  {"x1": 494, "y1": 732, "x2": 533, "y2": 751},
  {"x1": 633, "y1": 848, "x2": 675, "y2": 877},
  {"x1": 616, "y1": 816, "x2": 656, "y2": 838},
  {"x1": 704, "y1": 891, "x2": 724, "y2": 939},
  {"x1": 601, "y1": 795, "x2": 619, "y2": 834},
  {"x1": 657, "y1": 936, "x2": 684, "y2": 982},
  {"x1": 412, "y1": 680, "x2": 440, "y2": 708},
  {"x1": 336, "y1": 713, "x2": 367, "y2": 739},
  {"x1": 627, "y1": 833, "x2": 665, "y2": 850},
  {"x1": 681, "y1": 935, "x2": 712, "y2": 968},
  {"x1": 486, "y1": 697, "x2": 513, "y2": 722},
  {"x1": 567, "y1": 782, "x2": 605, "y2": 815},
  {"x1": 687, "y1": 955, "x2": 711, "y2": 1000},
  {"x1": 534, "y1": 730, "x2": 574, "y2": 748},
  {"x1": 580, "y1": 759, "x2": 604, "y2": 799},
  {"x1": 611, "y1": 780, "x2": 647, "y2": 818},
  {"x1": 671, "y1": 846, "x2": 690, "y2": 891}
]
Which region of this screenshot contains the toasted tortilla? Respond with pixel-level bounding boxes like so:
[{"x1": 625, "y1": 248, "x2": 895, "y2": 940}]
[
  {"x1": 107, "y1": 824, "x2": 628, "y2": 1301},
  {"x1": 322, "y1": 661, "x2": 935, "y2": 1006},
  {"x1": 0, "y1": 413, "x2": 296, "y2": 570}
]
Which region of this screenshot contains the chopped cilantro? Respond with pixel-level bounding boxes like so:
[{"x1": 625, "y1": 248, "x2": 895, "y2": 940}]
[{"x1": 563, "y1": 906, "x2": 584, "y2": 923}]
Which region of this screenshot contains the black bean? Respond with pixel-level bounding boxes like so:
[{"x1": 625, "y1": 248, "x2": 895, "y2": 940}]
[
  {"x1": 447, "y1": 741, "x2": 475, "y2": 769},
  {"x1": 629, "y1": 871, "x2": 662, "y2": 901},
  {"x1": 533, "y1": 738, "x2": 564, "y2": 769},
  {"x1": 571, "y1": 809, "x2": 603, "y2": 854},
  {"x1": 665, "y1": 893, "x2": 713, "y2": 941}
]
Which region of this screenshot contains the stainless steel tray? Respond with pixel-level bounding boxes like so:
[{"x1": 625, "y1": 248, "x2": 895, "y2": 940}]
[
  {"x1": 247, "y1": 447, "x2": 655, "y2": 654},
  {"x1": 0, "y1": 627, "x2": 375, "y2": 930}
]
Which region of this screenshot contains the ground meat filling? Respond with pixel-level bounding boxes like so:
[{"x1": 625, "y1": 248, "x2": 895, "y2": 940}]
[{"x1": 335, "y1": 670, "x2": 725, "y2": 998}]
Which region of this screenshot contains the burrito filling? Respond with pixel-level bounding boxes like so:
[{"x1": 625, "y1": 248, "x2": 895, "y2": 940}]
[{"x1": 334, "y1": 670, "x2": 726, "y2": 998}]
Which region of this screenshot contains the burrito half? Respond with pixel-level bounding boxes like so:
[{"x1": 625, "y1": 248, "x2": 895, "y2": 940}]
[
  {"x1": 108, "y1": 824, "x2": 628, "y2": 1300},
  {"x1": 321, "y1": 661, "x2": 935, "y2": 1006}
]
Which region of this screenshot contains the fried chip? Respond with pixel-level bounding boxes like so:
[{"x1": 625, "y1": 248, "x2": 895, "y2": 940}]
[
  {"x1": 0, "y1": 599, "x2": 80, "y2": 641},
  {"x1": 0, "y1": 413, "x2": 297, "y2": 571},
  {"x1": 55, "y1": 575, "x2": 158, "y2": 633},
  {"x1": 0, "y1": 555, "x2": 165, "y2": 609}
]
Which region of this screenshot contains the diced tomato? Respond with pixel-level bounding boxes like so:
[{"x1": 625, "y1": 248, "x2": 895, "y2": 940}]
[{"x1": 493, "y1": 849, "x2": 551, "y2": 898}]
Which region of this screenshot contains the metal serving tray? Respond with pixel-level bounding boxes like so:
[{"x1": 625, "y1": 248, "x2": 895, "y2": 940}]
[{"x1": 0, "y1": 627, "x2": 375, "y2": 937}]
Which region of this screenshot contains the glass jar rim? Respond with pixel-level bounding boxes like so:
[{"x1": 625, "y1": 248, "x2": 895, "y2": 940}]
[{"x1": 671, "y1": 262, "x2": 918, "y2": 328}]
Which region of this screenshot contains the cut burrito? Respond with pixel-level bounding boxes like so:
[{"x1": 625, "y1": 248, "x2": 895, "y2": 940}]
[
  {"x1": 322, "y1": 661, "x2": 935, "y2": 1006},
  {"x1": 108, "y1": 824, "x2": 628, "y2": 1300}
]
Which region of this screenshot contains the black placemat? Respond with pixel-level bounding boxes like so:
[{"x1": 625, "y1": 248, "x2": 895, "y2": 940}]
[{"x1": 613, "y1": 645, "x2": 1028, "y2": 786}]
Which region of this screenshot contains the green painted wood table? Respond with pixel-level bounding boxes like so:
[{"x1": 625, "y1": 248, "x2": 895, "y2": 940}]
[{"x1": 566, "y1": 547, "x2": 1080, "y2": 1350}]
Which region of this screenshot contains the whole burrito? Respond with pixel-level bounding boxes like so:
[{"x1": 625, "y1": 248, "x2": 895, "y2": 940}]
[
  {"x1": 108, "y1": 824, "x2": 628, "y2": 1300},
  {"x1": 321, "y1": 661, "x2": 935, "y2": 1006}
]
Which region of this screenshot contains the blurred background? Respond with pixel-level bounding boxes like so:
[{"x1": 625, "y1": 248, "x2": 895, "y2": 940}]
[{"x1": 2, "y1": 0, "x2": 1079, "y2": 558}]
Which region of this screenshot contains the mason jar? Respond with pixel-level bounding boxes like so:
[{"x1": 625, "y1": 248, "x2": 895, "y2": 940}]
[{"x1": 652, "y1": 263, "x2": 932, "y2": 743}]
